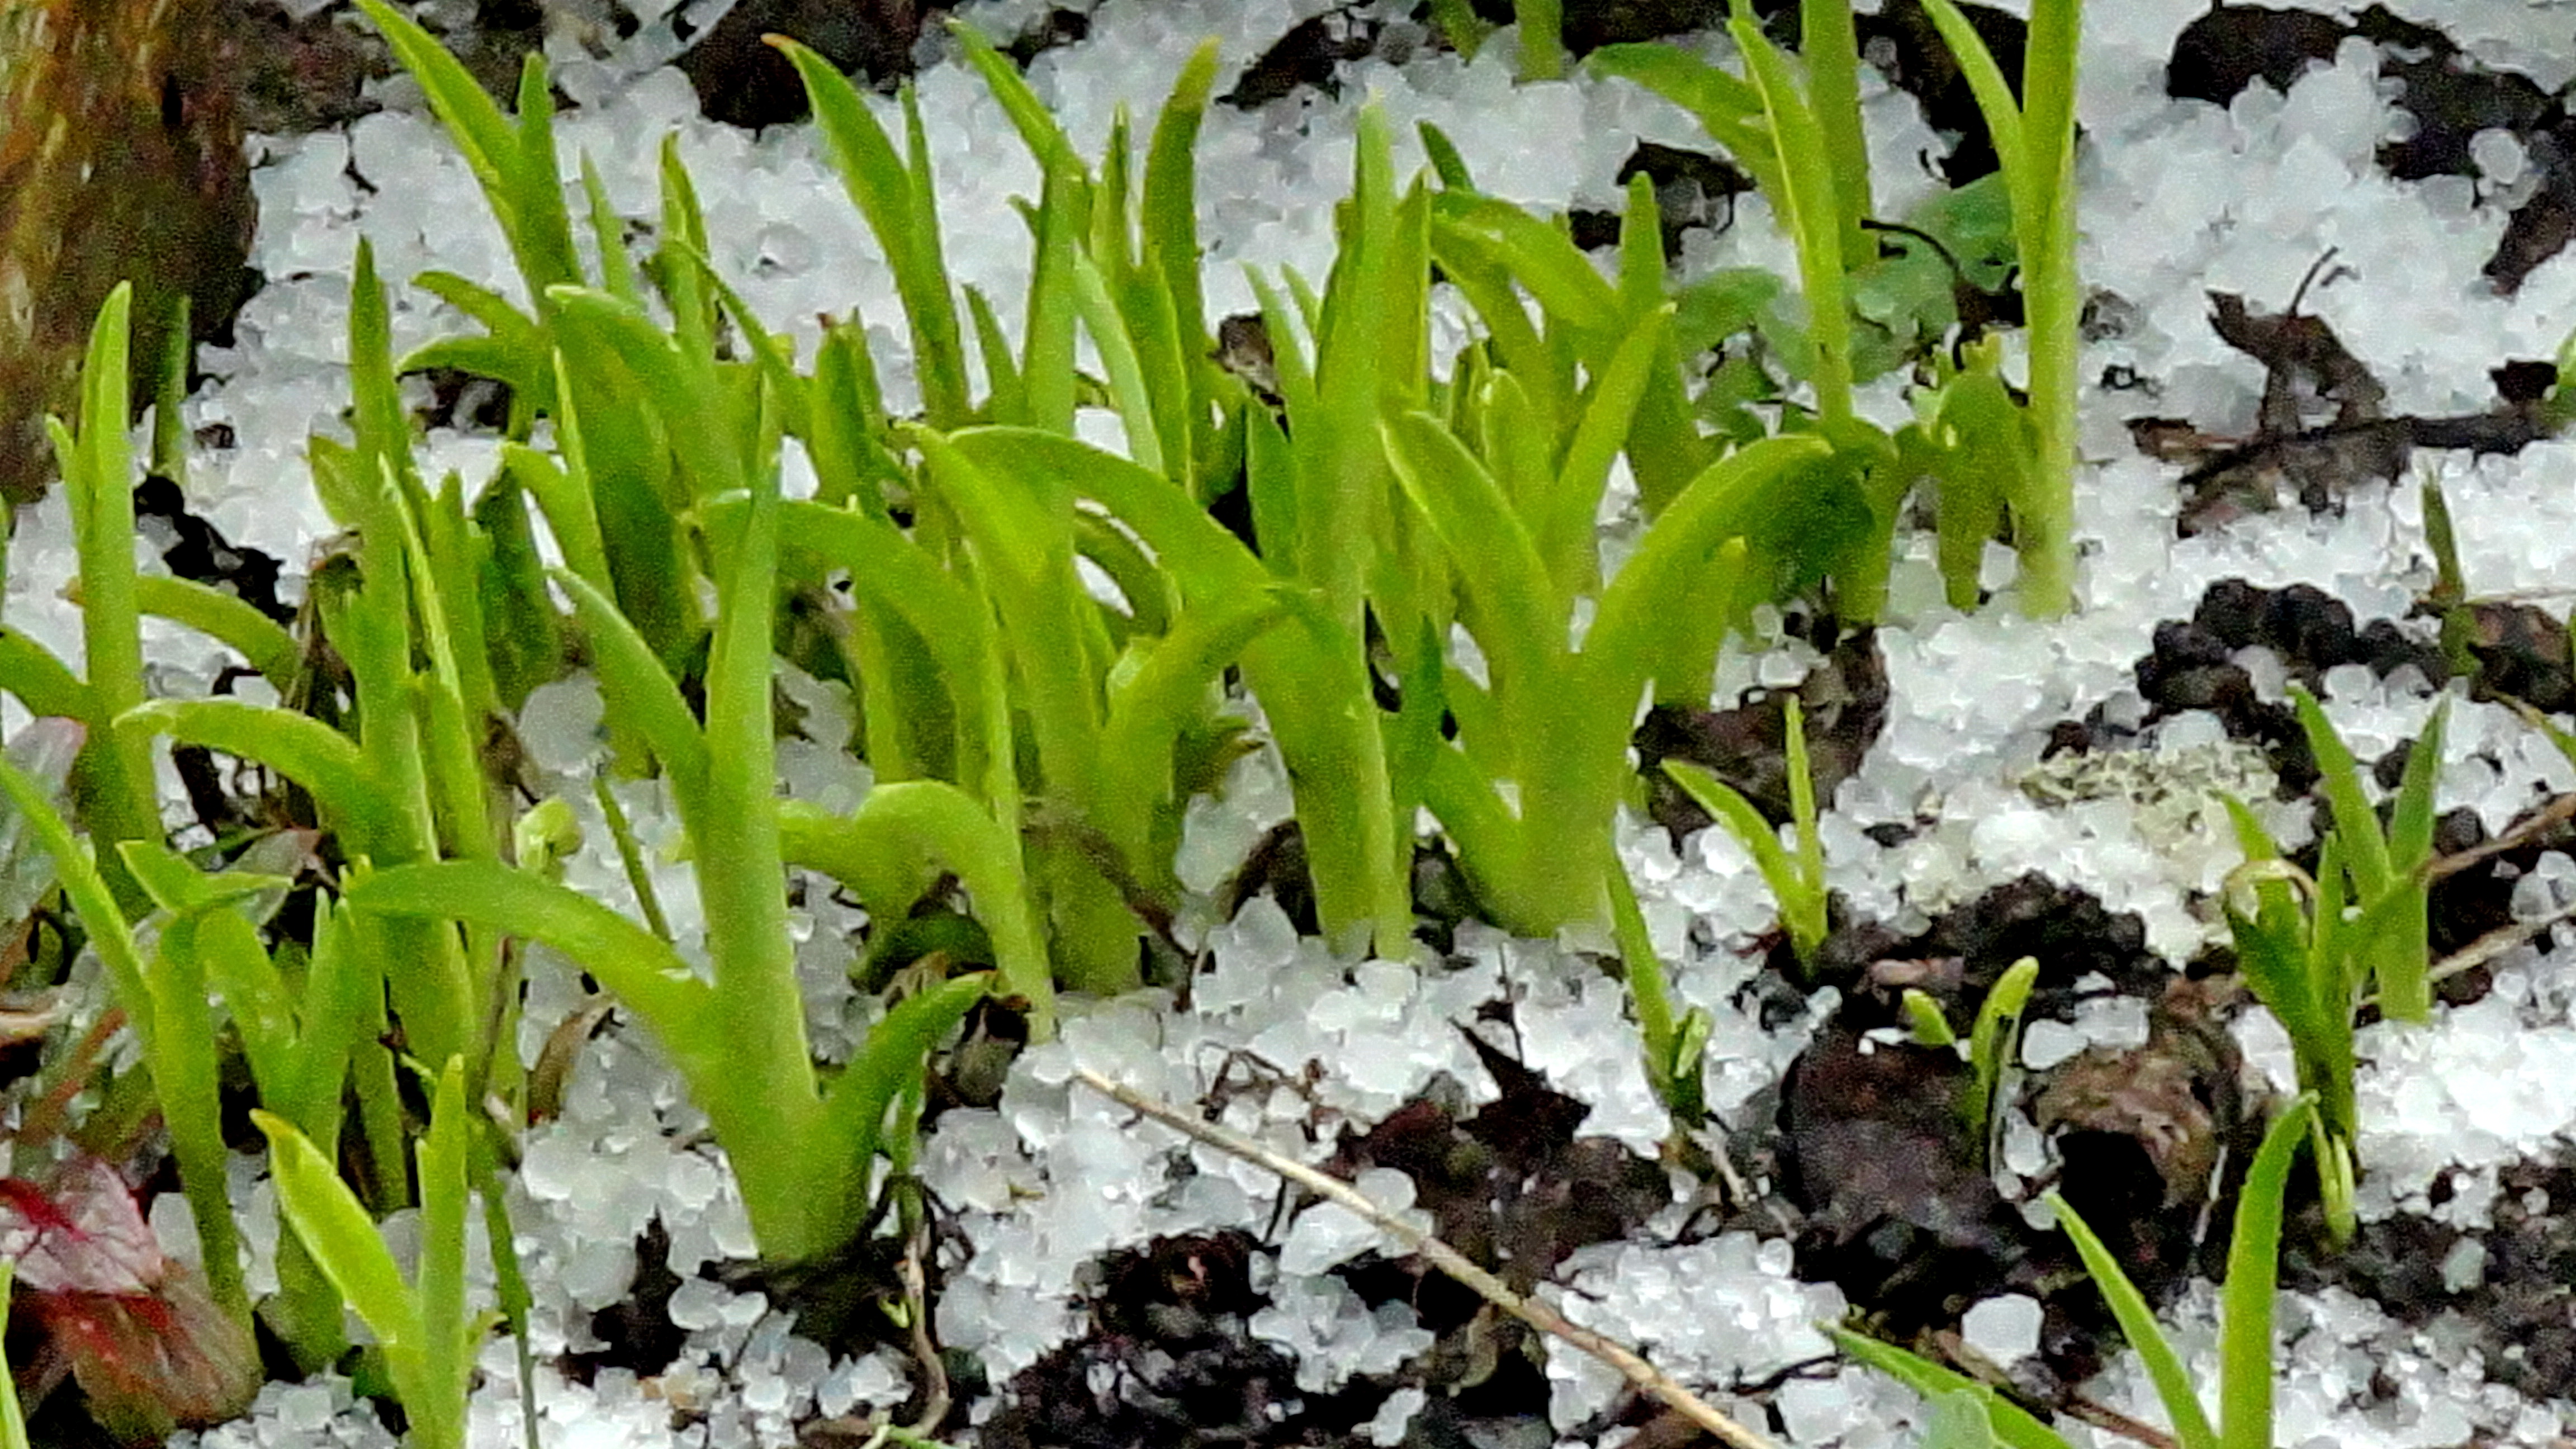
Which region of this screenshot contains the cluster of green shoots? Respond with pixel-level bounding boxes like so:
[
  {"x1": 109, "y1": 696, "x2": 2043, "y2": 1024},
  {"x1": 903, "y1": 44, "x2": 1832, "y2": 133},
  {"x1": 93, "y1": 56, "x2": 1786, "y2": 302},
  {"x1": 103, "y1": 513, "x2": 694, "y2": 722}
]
[{"x1": 0, "y1": 0, "x2": 2506, "y2": 1443}]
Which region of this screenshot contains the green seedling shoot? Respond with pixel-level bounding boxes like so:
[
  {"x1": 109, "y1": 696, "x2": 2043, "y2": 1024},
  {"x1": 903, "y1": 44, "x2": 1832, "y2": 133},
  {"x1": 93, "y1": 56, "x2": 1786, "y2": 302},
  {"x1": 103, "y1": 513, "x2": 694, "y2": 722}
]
[
  {"x1": 2218, "y1": 825, "x2": 2363, "y2": 1242},
  {"x1": 1966, "y1": 955, "x2": 2038, "y2": 1162},
  {"x1": 0, "y1": 749, "x2": 254, "y2": 1337},
  {"x1": 1385, "y1": 387, "x2": 1829, "y2": 937},
  {"x1": 2213, "y1": 685, "x2": 2445, "y2": 1243},
  {"x1": 1608, "y1": 856, "x2": 1712, "y2": 1127},
  {"x1": 1895, "y1": 955, "x2": 2037, "y2": 1166},
  {"x1": 347, "y1": 441, "x2": 993, "y2": 1263},
  {"x1": 1661, "y1": 696, "x2": 1831, "y2": 964},
  {"x1": 1836, "y1": 1095, "x2": 2319, "y2": 1449},
  {"x1": 1916, "y1": 0, "x2": 2085, "y2": 618},
  {"x1": 255, "y1": 1060, "x2": 495, "y2": 1449},
  {"x1": 2286, "y1": 682, "x2": 2448, "y2": 1025}
]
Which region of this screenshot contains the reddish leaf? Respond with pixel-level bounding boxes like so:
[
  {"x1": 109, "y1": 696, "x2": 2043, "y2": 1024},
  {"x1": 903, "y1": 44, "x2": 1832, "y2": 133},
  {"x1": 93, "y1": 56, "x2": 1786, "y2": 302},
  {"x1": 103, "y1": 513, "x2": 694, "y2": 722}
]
[
  {"x1": 0, "y1": 1156, "x2": 259, "y2": 1442},
  {"x1": 28, "y1": 1271, "x2": 259, "y2": 1443},
  {"x1": 0, "y1": 1156, "x2": 159, "y2": 1296}
]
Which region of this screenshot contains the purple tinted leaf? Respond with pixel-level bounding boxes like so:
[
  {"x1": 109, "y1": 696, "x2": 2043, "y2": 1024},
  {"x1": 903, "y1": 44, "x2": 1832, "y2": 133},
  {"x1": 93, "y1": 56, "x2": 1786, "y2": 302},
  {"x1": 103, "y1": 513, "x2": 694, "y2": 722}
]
[
  {"x1": 31, "y1": 1268, "x2": 259, "y2": 1443},
  {"x1": 0, "y1": 1157, "x2": 161, "y2": 1296}
]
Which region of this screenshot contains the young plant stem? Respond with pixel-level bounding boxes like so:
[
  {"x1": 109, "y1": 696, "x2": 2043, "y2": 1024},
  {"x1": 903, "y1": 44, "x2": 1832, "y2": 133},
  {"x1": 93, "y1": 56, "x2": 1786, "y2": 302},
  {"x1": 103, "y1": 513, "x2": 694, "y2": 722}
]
[
  {"x1": 47, "y1": 283, "x2": 162, "y2": 910},
  {"x1": 1730, "y1": 1, "x2": 1853, "y2": 432},
  {"x1": 0, "y1": 1265, "x2": 24, "y2": 1449},
  {"x1": 0, "y1": 756, "x2": 250, "y2": 1332},
  {"x1": 1919, "y1": 0, "x2": 2085, "y2": 617},
  {"x1": 1607, "y1": 851, "x2": 1703, "y2": 1125},
  {"x1": 1517, "y1": 0, "x2": 1566, "y2": 80},
  {"x1": 1798, "y1": 0, "x2": 1870, "y2": 259},
  {"x1": 1074, "y1": 1068, "x2": 1781, "y2": 1449},
  {"x1": 591, "y1": 771, "x2": 674, "y2": 942}
]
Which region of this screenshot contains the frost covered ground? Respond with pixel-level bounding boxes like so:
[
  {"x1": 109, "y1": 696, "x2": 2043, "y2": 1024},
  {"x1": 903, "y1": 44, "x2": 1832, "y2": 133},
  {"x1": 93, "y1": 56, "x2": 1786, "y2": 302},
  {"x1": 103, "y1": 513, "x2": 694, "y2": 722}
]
[{"x1": 30, "y1": 0, "x2": 2576, "y2": 1444}]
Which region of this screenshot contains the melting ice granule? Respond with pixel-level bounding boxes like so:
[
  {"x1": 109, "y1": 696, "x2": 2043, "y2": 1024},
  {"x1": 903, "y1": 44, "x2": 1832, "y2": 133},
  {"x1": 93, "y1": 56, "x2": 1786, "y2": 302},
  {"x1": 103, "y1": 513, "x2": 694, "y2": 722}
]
[
  {"x1": 1277, "y1": 1168, "x2": 1419, "y2": 1275},
  {"x1": 1961, "y1": 1294, "x2": 2044, "y2": 1366}
]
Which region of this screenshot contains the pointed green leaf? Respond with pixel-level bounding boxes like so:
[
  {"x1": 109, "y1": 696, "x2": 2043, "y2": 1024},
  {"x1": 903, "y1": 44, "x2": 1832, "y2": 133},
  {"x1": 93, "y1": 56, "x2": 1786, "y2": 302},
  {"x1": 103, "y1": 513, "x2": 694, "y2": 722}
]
[{"x1": 2044, "y1": 1190, "x2": 2220, "y2": 1449}]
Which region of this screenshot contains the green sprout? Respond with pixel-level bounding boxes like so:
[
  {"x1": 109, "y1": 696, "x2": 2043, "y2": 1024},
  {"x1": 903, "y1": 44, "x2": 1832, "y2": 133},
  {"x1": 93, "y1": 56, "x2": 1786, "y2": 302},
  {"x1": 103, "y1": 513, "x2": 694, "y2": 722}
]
[
  {"x1": 1384, "y1": 392, "x2": 1827, "y2": 937},
  {"x1": 255, "y1": 1060, "x2": 496, "y2": 1449},
  {"x1": 2288, "y1": 682, "x2": 2449, "y2": 1024},
  {"x1": 1965, "y1": 955, "x2": 2039, "y2": 1160},
  {"x1": 1607, "y1": 856, "x2": 1713, "y2": 1127},
  {"x1": 344, "y1": 407, "x2": 992, "y2": 1264},
  {"x1": 1660, "y1": 695, "x2": 1831, "y2": 964},
  {"x1": 2217, "y1": 683, "x2": 2444, "y2": 1243},
  {"x1": 1896, "y1": 955, "x2": 2037, "y2": 1166},
  {"x1": 1917, "y1": 0, "x2": 2085, "y2": 618},
  {"x1": 1836, "y1": 1096, "x2": 2319, "y2": 1449},
  {"x1": 0, "y1": 1265, "x2": 25, "y2": 1449},
  {"x1": 1587, "y1": 0, "x2": 2084, "y2": 620}
]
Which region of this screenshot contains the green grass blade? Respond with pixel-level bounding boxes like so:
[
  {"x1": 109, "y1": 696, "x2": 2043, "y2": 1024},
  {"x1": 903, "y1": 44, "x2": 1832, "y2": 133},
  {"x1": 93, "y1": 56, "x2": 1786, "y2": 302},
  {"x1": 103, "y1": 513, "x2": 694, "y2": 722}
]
[
  {"x1": 1586, "y1": 435, "x2": 1830, "y2": 683},
  {"x1": 809, "y1": 317, "x2": 899, "y2": 513},
  {"x1": 142, "y1": 914, "x2": 250, "y2": 1323},
  {"x1": 1585, "y1": 44, "x2": 1781, "y2": 200},
  {"x1": 53, "y1": 283, "x2": 160, "y2": 868},
  {"x1": 1825, "y1": 1326, "x2": 2072, "y2": 1449},
  {"x1": 348, "y1": 861, "x2": 711, "y2": 1043},
  {"x1": 1381, "y1": 410, "x2": 1562, "y2": 696},
  {"x1": 254, "y1": 1107, "x2": 427, "y2": 1358},
  {"x1": 769, "y1": 498, "x2": 1011, "y2": 802},
  {"x1": 508, "y1": 51, "x2": 584, "y2": 292},
  {"x1": 130, "y1": 575, "x2": 301, "y2": 685},
  {"x1": 816, "y1": 970, "x2": 992, "y2": 1195},
  {"x1": 1905, "y1": 990, "x2": 1958, "y2": 1047},
  {"x1": 912, "y1": 430, "x2": 1106, "y2": 799},
  {"x1": 2218, "y1": 1097, "x2": 2313, "y2": 1449},
  {"x1": 0, "y1": 632, "x2": 92, "y2": 720},
  {"x1": 1517, "y1": 0, "x2": 1565, "y2": 79},
  {"x1": 1098, "y1": 590, "x2": 1285, "y2": 827},
  {"x1": 2376, "y1": 696, "x2": 2449, "y2": 1022},
  {"x1": 1142, "y1": 37, "x2": 1220, "y2": 380},
  {"x1": 580, "y1": 151, "x2": 641, "y2": 304},
  {"x1": 354, "y1": 0, "x2": 576, "y2": 300},
  {"x1": 352, "y1": 0, "x2": 518, "y2": 220},
  {"x1": 0, "y1": 751, "x2": 155, "y2": 1085},
  {"x1": 948, "y1": 17, "x2": 1088, "y2": 182},
  {"x1": 1021, "y1": 178, "x2": 1083, "y2": 434},
  {"x1": 2020, "y1": 0, "x2": 2084, "y2": 268},
  {"x1": 782, "y1": 788, "x2": 1046, "y2": 1027},
  {"x1": 473, "y1": 470, "x2": 566, "y2": 711},
  {"x1": 2044, "y1": 1191, "x2": 2220, "y2": 1449},
  {"x1": 779, "y1": 40, "x2": 972, "y2": 426},
  {"x1": 965, "y1": 283, "x2": 1023, "y2": 422},
  {"x1": 1663, "y1": 757, "x2": 1813, "y2": 936},
  {"x1": 1075, "y1": 253, "x2": 1163, "y2": 471},
  {"x1": 546, "y1": 285, "x2": 744, "y2": 502},
  {"x1": 1730, "y1": 7, "x2": 1853, "y2": 428},
  {"x1": 1416, "y1": 120, "x2": 1475, "y2": 190},
  {"x1": 1798, "y1": 0, "x2": 1871, "y2": 256},
  {"x1": 2289, "y1": 683, "x2": 2393, "y2": 890},
  {"x1": 0, "y1": 1266, "x2": 25, "y2": 1449},
  {"x1": 1431, "y1": 195, "x2": 1623, "y2": 333},
  {"x1": 1538, "y1": 302, "x2": 1672, "y2": 599},
  {"x1": 119, "y1": 699, "x2": 397, "y2": 855},
  {"x1": 411, "y1": 1058, "x2": 477, "y2": 1449},
  {"x1": 1968, "y1": 955, "x2": 2038, "y2": 1149},
  {"x1": 1915, "y1": 0, "x2": 2028, "y2": 188},
  {"x1": 505, "y1": 420, "x2": 613, "y2": 598}
]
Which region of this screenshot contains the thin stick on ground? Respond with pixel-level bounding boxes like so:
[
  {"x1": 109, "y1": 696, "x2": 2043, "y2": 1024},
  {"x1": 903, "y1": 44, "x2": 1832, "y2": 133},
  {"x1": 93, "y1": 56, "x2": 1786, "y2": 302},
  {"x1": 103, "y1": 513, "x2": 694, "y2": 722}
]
[{"x1": 1072, "y1": 1067, "x2": 1785, "y2": 1449}]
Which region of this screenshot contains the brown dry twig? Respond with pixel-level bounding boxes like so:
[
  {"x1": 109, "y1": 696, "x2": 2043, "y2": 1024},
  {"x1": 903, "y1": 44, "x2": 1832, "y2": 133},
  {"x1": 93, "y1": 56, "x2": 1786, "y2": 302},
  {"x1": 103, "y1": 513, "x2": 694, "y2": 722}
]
[
  {"x1": 2425, "y1": 789, "x2": 2576, "y2": 883},
  {"x1": 1072, "y1": 1067, "x2": 1784, "y2": 1449}
]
